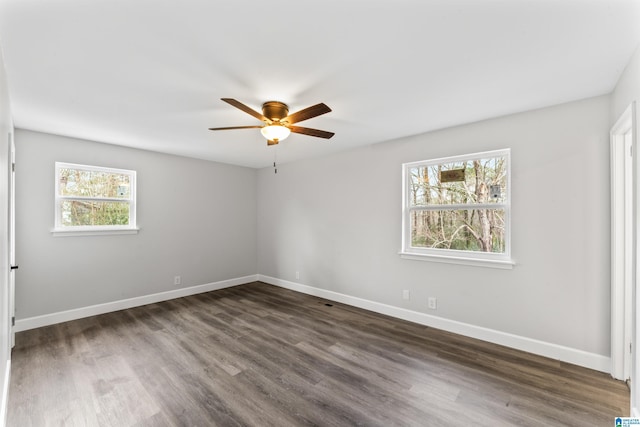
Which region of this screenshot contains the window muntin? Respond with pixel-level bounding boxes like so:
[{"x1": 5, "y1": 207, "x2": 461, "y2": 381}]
[
  {"x1": 402, "y1": 149, "x2": 511, "y2": 263},
  {"x1": 55, "y1": 162, "x2": 136, "y2": 232}
]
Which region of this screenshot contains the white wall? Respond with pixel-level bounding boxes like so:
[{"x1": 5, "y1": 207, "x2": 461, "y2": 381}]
[
  {"x1": 257, "y1": 95, "x2": 612, "y2": 367},
  {"x1": 0, "y1": 43, "x2": 12, "y2": 425},
  {"x1": 15, "y1": 130, "x2": 257, "y2": 319}
]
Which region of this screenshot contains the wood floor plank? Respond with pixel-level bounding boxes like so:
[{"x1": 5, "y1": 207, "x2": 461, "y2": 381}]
[{"x1": 8, "y1": 282, "x2": 629, "y2": 426}]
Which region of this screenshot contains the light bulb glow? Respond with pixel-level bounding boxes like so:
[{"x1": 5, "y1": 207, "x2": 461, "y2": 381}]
[{"x1": 261, "y1": 124, "x2": 291, "y2": 142}]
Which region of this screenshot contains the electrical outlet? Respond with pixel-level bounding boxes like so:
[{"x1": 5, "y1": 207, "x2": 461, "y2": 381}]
[
  {"x1": 295, "y1": 271, "x2": 300, "y2": 280},
  {"x1": 402, "y1": 290, "x2": 410, "y2": 300},
  {"x1": 428, "y1": 297, "x2": 437, "y2": 310},
  {"x1": 174, "y1": 276, "x2": 181, "y2": 286}
]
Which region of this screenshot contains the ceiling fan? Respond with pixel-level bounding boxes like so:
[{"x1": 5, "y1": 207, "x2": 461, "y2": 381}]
[{"x1": 209, "y1": 98, "x2": 335, "y2": 146}]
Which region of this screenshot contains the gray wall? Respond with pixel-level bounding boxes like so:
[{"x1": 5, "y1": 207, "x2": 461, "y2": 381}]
[
  {"x1": 612, "y1": 45, "x2": 640, "y2": 126},
  {"x1": 15, "y1": 130, "x2": 257, "y2": 319},
  {"x1": 257, "y1": 95, "x2": 611, "y2": 357},
  {"x1": 11, "y1": 86, "x2": 619, "y2": 365}
]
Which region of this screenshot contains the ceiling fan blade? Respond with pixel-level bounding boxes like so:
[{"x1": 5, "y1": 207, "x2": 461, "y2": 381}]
[
  {"x1": 221, "y1": 98, "x2": 269, "y2": 123},
  {"x1": 285, "y1": 103, "x2": 331, "y2": 124},
  {"x1": 289, "y1": 126, "x2": 335, "y2": 139},
  {"x1": 208, "y1": 125, "x2": 263, "y2": 131}
]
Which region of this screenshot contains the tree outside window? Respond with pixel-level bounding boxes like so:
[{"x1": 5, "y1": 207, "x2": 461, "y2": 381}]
[
  {"x1": 402, "y1": 149, "x2": 511, "y2": 263},
  {"x1": 54, "y1": 162, "x2": 136, "y2": 233}
]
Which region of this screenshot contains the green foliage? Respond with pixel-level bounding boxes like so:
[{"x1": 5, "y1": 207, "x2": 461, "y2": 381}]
[
  {"x1": 61, "y1": 201, "x2": 130, "y2": 226},
  {"x1": 59, "y1": 168, "x2": 130, "y2": 198},
  {"x1": 58, "y1": 167, "x2": 131, "y2": 227}
]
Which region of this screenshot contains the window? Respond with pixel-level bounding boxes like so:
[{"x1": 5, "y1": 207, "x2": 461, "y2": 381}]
[
  {"x1": 401, "y1": 149, "x2": 512, "y2": 268},
  {"x1": 54, "y1": 162, "x2": 137, "y2": 236}
]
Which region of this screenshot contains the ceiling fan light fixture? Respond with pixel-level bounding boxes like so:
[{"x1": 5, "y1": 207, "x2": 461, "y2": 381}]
[{"x1": 261, "y1": 124, "x2": 291, "y2": 142}]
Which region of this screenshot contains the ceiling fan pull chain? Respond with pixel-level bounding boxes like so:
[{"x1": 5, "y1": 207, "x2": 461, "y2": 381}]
[{"x1": 274, "y1": 149, "x2": 278, "y2": 174}]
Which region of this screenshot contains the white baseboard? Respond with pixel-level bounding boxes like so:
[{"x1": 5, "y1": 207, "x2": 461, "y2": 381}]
[
  {"x1": 258, "y1": 274, "x2": 611, "y2": 374},
  {"x1": 13, "y1": 273, "x2": 611, "y2": 374},
  {"x1": 0, "y1": 359, "x2": 9, "y2": 427},
  {"x1": 14, "y1": 275, "x2": 259, "y2": 332}
]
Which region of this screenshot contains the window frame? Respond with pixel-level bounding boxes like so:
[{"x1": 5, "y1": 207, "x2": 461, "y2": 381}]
[
  {"x1": 53, "y1": 162, "x2": 138, "y2": 236},
  {"x1": 400, "y1": 149, "x2": 514, "y2": 269}
]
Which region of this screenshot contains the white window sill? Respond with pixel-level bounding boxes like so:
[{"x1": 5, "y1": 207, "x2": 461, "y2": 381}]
[
  {"x1": 52, "y1": 227, "x2": 139, "y2": 237},
  {"x1": 399, "y1": 251, "x2": 515, "y2": 269}
]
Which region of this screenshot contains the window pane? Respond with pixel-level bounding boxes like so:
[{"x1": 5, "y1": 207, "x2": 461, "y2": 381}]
[
  {"x1": 59, "y1": 167, "x2": 131, "y2": 198},
  {"x1": 61, "y1": 200, "x2": 130, "y2": 226},
  {"x1": 409, "y1": 155, "x2": 507, "y2": 207},
  {"x1": 410, "y1": 209, "x2": 506, "y2": 253}
]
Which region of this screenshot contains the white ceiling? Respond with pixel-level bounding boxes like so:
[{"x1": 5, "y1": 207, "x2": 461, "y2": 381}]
[{"x1": 0, "y1": 0, "x2": 638, "y2": 168}]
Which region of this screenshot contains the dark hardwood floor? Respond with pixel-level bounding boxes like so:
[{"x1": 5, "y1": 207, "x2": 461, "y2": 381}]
[{"x1": 7, "y1": 282, "x2": 628, "y2": 426}]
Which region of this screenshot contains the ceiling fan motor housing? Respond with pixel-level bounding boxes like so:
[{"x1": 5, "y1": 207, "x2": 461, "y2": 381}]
[{"x1": 262, "y1": 101, "x2": 289, "y2": 122}]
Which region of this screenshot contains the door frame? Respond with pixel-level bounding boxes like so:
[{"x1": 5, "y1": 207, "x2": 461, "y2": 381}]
[
  {"x1": 8, "y1": 131, "x2": 15, "y2": 349},
  {"x1": 611, "y1": 102, "x2": 635, "y2": 382}
]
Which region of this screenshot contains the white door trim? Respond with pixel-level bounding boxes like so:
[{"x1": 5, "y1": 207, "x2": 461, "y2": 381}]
[
  {"x1": 8, "y1": 132, "x2": 15, "y2": 349},
  {"x1": 611, "y1": 102, "x2": 635, "y2": 381}
]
